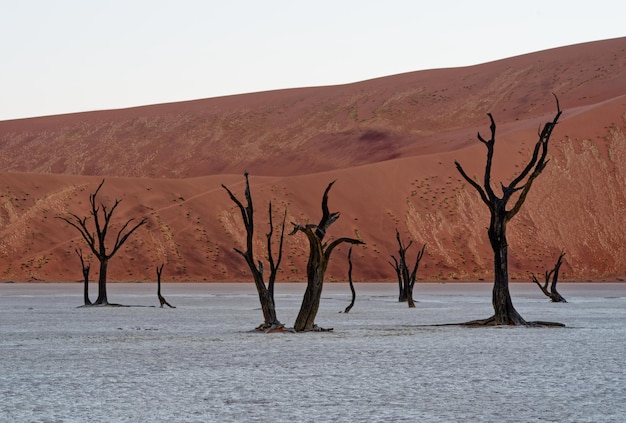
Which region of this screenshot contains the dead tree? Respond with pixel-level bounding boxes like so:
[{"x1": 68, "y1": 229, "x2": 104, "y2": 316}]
[
  {"x1": 58, "y1": 180, "x2": 146, "y2": 305},
  {"x1": 75, "y1": 248, "x2": 92, "y2": 306},
  {"x1": 291, "y1": 181, "x2": 364, "y2": 331},
  {"x1": 531, "y1": 251, "x2": 567, "y2": 303},
  {"x1": 388, "y1": 229, "x2": 426, "y2": 308},
  {"x1": 343, "y1": 247, "x2": 356, "y2": 313},
  {"x1": 222, "y1": 172, "x2": 287, "y2": 332},
  {"x1": 156, "y1": 264, "x2": 176, "y2": 308},
  {"x1": 455, "y1": 95, "x2": 564, "y2": 326}
]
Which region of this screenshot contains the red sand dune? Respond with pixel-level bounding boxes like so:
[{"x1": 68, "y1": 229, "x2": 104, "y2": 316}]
[{"x1": 0, "y1": 37, "x2": 625, "y2": 282}]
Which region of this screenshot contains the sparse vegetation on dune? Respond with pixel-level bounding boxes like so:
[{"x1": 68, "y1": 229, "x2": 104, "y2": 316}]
[{"x1": 0, "y1": 38, "x2": 625, "y2": 283}]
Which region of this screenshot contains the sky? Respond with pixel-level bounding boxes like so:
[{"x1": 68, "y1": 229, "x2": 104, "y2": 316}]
[{"x1": 1, "y1": 0, "x2": 624, "y2": 121}]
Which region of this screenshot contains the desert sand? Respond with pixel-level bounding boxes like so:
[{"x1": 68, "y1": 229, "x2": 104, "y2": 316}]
[{"x1": 0, "y1": 37, "x2": 625, "y2": 282}]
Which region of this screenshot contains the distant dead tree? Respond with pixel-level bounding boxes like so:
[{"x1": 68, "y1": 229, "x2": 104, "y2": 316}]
[
  {"x1": 290, "y1": 181, "x2": 364, "y2": 331},
  {"x1": 531, "y1": 251, "x2": 567, "y2": 303},
  {"x1": 75, "y1": 248, "x2": 91, "y2": 306},
  {"x1": 455, "y1": 95, "x2": 564, "y2": 326},
  {"x1": 222, "y1": 172, "x2": 287, "y2": 332},
  {"x1": 343, "y1": 247, "x2": 356, "y2": 313},
  {"x1": 156, "y1": 264, "x2": 176, "y2": 308},
  {"x1": 388, "y1": 229, "x2": 426, "y2": 308},
  {"x1": 58, "y1": 180, "x2": 146, "y2": 305}
]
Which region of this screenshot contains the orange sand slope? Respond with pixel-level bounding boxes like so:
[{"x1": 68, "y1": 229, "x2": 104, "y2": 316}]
[{"x1": 0, "y1": 37, "x2": 625, "y2": 282}]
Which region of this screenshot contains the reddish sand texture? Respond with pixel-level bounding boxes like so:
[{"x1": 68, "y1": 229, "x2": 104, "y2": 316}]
[{"x1": 0, "y1": 37, "x2": 625, "y2": 282}]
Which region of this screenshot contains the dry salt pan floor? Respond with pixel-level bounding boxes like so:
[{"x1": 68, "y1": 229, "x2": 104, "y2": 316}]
[{"x1": 1, "y1": 282, "x2": 625, "y2": 422}]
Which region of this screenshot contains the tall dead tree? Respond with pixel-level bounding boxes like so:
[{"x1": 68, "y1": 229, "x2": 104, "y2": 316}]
[
  {"x1": 531, "y1": 251, "x2": 567, "y2": 303},
  {"x1": 222, "y1": 172, "x2": 287, "y2": 332},
  {"x1": 58, "y1": 180, "x2": 146, "y2": 305},
  {"x1": 156, "y1": 264, "x2": 176, "y2": 308},
  {"x1": 455, "y1": 95, "x2": 564, "y2": 326},
  {"x1": 389, "y1": 229, "x2": 426, "y2": 308},
  {"x1": 343, "y1": 247, "x2": 356, "y2": 314},
  {"x1": 291, "y1": 181, "x2": 364, "y2": 332},
  {"x1": 75, "y1": 248, "x2": 91, "y2": 306}
]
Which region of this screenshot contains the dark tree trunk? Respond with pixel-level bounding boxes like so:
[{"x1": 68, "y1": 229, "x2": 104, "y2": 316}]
[
  {"x1": 343, "y1": 247, "x2": 356, "y2": 313},
  {"x1": 222, "y1": 172, "x2": 286, "y2": 332},
  {"x1": 95, "y1": 259, "x2": 108, "y2": 305},
  {"x1": 406, "y1": 244, "x2": 424, "y2": 309},
  {"x1": 76, "y1": 249, "x2": 91, "y2": 306},
  {"x1": 391, "y1": 255, "x2": 407, "y2": 302},
  {"x1": 294, "y1": 227, "x2": 328, "y2": 331},
  {"x1": 405, "y1": 256, "x2": 416, "y2": 308},
  {"x1": 398, "y1": 280, "x2": 407, "y2": 302},
  {"x1": 257, "y1": 286, "x2": 279, "y2": 327},
  {"x1": 406, "y1": 285, "x2": 416, "y2": 308},
  {"x1": 83, "y1": 276, "x2": 91, "y2": 306},
  {"x1": 157, "y1": 264, "x2": 175, "y2": 308},
  {"x1": 456, "y1": 95, "x2": 564, "y2": 327},
  {"x1": 291, "y1": 181, "x2": 364, "y2": 332},
  {"x1": 489, "y1": 208, "x2": 526, "y2": 325}
]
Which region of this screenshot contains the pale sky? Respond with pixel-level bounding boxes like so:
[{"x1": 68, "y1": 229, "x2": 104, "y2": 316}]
[{"x1": 1, "y1": 0, "x2": 624, "y2": 121}]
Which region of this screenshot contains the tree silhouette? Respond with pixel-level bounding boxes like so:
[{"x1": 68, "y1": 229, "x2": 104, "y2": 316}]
[
  {"x1": 156, "y1": 264, "x2": 176, "y2": 308},
  {"x1": 343, "y1": 247, "x2": 356, "y2": 314},
  {"x1": 222, "y1": 172, "x2": 287, "y2": 332},
  {"x1": 389, "y1": 229, "x2": 425, "y2": 308},
  {"x1": 531, "y1": 251, "x2": 567, "y2": 303},
  {"x1": 455, "y1": 95, "x2": 564, "y2": 326},
  {"x1": 58, "y1": 180, "x2": 146, "y2": 305},
  {"x1": 291, "y1": 181, "x2": 364, "y2": 331}
]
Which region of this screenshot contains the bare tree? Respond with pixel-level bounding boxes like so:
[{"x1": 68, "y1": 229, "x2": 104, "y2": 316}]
[
  {"x1": 531, "y1": 251, "x2": 567, "y2": 303},
  {"x1": 455, "y1": 95, "x2": 564, "y2": 326},
  {"x1": 75, "y1": 248, "x2": 91, "y2": 306},
  {"x1": 156, "y1": 264, "x2": 176, "y2": 308},
  {"x1": 58, "y1": 180, "x2": 146, "y2": 305},
  {"x1": 343, "y1": 247, "x2": 356, "y2": 313},
  {"x1": 388, "y1": 229, "x2": 426, "y2": 308},
  {"x1": 222, "y1": 172, "x2": 287, "y2": 332},
  {"x1": 291, "y1": 181, "x2": 364, "y2": 331}
]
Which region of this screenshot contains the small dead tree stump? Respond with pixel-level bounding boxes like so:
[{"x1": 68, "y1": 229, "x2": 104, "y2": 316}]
[
  {"x1": 75, "y1": 248, "x2": 91, "y2": 306},
  {"x1": 343, "y1": 247, "x2": 356, "y2": 313},
  {"x1": 389, "y1": 229, "x2": 426, "y2": 308},
  {"x1": 531, "y1": 251, "x2": 567, "y2": 303},
  {"x1": 156, "y1": 264, "x2": 175, "y2": 308}
]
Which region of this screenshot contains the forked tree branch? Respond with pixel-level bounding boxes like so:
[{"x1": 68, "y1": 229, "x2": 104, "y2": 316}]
[
  {"x1": 455, "y1": 162, "x2": 490, "y2": 207},
  {"x1": 58, "y1": 180, "x2": 146, "y2": 260},
  {"x1": 506, "y1": 94, "x2": 562, "y2": 220},
  {"x1": 222, "y1": 172, "x2": 287, "y2": 293},
  {"x1": 315, "y1": 180, "x2": 340, "y2": 240},
  {"x1": 455, "y1": 95, "x2": 562, "y2": 220}
]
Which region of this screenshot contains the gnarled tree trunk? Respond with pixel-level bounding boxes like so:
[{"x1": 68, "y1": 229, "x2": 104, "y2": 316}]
[
  {"x1": 291, "y1": 181, "x2": 364, "y2": 332},
  {"x1": 96, "y1": 258, "x2": 109, "y2": 305},
  {"x1": 489, "y1": 208, "x2": 526, "y2": 325}
]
